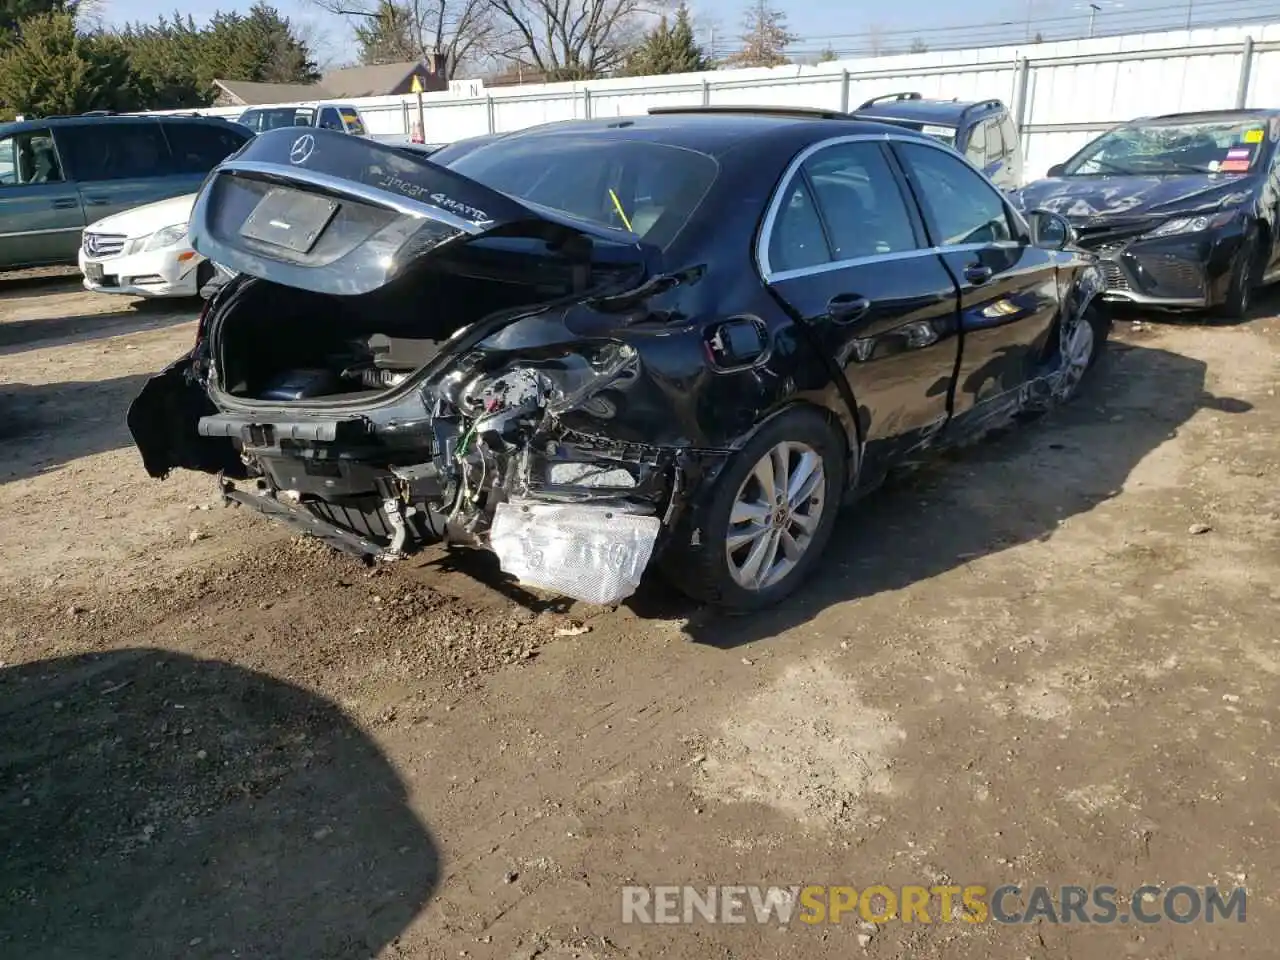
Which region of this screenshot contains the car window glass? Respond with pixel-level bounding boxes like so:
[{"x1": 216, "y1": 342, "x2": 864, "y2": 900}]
[
  {"x1": 897, "y1": 142, "x2": 1014, "y2": 246},
  {"x1": 56, "y1": 122, "x2": 173, "y2": 182},
  {"x1": 318, "y1": 107, "x2": 344, "y2": 131},
  {"x1": 447, "y1": 138, "x2": 718, "y2": 249},
  {"x1": 802, "y1": 142, "x2": 918, "y2": 259},
  {"x1": 237, "y1": 110, "x2": 261, "y2": 132},
  {"x1": 339, "y1": 108, "x2": 366, "y2": 135},
  {"x1": 1000, "y1": 114, "x2": 1019, "y2": 161},
  {"x1": 985, "y1": 120, "x2": 1005, "y2": 166},
  {"x1": 163, "y1": 122, "x2": 249, "y2": 174},
  {"x1": 964, "y1": 120, "x2": 986, "y2": 166},
  {"x1": 0, "y1": 130, "x2": 65, "y2": 185},
  {"x1": 768, "y1": 176, "x2": 830, "y2": 273}
]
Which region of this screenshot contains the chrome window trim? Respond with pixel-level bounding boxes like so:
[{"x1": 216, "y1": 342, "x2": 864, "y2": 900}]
[
  {"x1": 756, "y1": 132, "x2": 1025, "y2": 283},
  {"x1": 0, "y1": 226, "x2": 84, "y2": 239}
]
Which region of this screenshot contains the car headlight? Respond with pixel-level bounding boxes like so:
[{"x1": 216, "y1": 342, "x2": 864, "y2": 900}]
[
  {"x1": 143, "y1": 224, "x2": 189, "y2": 251},
  {"x1": 1144, "y1": 209, "x2": 1238, "y2": 238}
]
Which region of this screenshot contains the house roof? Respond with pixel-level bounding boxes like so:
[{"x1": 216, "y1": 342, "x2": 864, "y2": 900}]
[
  {"x1": 212, "y1": 62, "x2": 436, "y2": 106},
  {"x1": 213, "y1": 79, "x2": 335, "y2": 106},
  {"x1": 321, "y1": 61, "x2": 428, "y2": 98}
]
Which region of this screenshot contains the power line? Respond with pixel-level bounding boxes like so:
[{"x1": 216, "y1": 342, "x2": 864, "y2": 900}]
[{"x1": 778, "y1": 0, "x2": 1280, "y2": 54}]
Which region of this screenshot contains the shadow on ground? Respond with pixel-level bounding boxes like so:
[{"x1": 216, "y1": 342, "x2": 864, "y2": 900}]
[
  {"x1": 0, "y1": 298, "x2": 195, "y2": 355},
  {"x1": 0, "y1": 375, "x2": 152, "y2": 483},
  {"x1": 622, "y1": 341, "x2": 1252, "y2": 644},
  {"x1": 0, "y1": 649, "x2": 439, "y2": 958}
]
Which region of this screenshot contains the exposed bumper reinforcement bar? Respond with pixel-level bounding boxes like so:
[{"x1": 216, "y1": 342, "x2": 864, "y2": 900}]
[{"x1": 221, "y1": 483, "x2": 385, "y2": 560}]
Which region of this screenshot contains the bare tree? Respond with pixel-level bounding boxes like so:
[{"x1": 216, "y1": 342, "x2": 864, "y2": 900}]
[
  {"x1": 484, "y1": 0, "x2": 649, "y2": 79},
  {"x1": 310, "y1": 0, "x2": 498, "y2": 77},
  {"x1": 865, "y1": 21, "x2": 886, "y2": 56}
]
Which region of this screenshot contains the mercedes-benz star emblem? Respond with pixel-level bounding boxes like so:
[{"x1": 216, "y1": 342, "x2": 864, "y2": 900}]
[{"x1": 289, "y1": 134, "x2": 315, "y2": 165}]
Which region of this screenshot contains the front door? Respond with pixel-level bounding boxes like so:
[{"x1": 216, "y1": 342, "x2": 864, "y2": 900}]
[
  {"x1": 0, "y1": 128, "x2": 86, "y2": 267},
  {"x1": 891, "y1": 139, "x2": 1062, "y2": 417},
  {"x1": 760, "y1": 138, "x2": 962, "y2": 467}
]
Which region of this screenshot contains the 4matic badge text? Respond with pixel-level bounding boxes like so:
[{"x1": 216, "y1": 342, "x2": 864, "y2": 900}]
[{"x1": 376, "y1": 174, "x2": 490, "y2": 223}]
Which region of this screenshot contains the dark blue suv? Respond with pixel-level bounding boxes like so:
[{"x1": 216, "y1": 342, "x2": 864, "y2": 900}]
[{"x1": 851, "y1": 92, "x2": 1024, "y2": 191}]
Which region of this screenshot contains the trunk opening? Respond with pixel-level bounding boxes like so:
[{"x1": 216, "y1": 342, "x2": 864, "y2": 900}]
[{"x1": 212, "y1": 236, "x2": 643, "y2": 404}]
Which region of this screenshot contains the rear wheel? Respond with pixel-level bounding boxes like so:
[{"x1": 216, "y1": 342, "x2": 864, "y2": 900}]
[{"x1": 666, "y1": 406, "x2": 846, "y2": 610}]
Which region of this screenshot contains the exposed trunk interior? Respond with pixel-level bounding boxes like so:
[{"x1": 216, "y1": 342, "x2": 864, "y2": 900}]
[{"x1": 213, "y1": 239, "x2": 640, "y2": 403}]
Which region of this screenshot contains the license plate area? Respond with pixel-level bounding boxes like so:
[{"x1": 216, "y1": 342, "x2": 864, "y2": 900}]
[{"x1": 239, "y1": 186, "x2": 339, "y2": 254}]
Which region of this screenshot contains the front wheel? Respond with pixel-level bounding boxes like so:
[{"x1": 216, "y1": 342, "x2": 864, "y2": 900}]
[
  {"x1": 1054, "y1": 302, "x2": 1109, "y2": 403},
  {"x1": 665, "y1": 406, "x2": 847, "y2": 611},
  {"x1": 1216, "y1": 227, "x2": 1261, "y2": 320}
]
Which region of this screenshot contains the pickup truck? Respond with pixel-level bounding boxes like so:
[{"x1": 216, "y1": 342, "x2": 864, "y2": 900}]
[{"x1": 235, "y1": 102, "x2": 370, "y2": 136}]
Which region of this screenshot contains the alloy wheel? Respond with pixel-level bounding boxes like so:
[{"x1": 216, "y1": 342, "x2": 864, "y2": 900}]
[
  {"x1": 1055, "y1": 314, "x2": 1096, "y2": 400},
  {"x1": 724, "y1": 440, "x2": 826, "y2": 592}
]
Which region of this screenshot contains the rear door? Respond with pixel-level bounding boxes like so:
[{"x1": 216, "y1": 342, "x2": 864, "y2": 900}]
[
  {"x1": 161, "y1": 120, "x2": 251, "y2": 176},
  {"x1": 0, "y1": 127, "x2": 85, "y2": 267},
  {"x1": 759, "y1": 136, "x2": 962, "y2": 461},
  {"x1": 891, "y1": 138, "x2": 1061, "y2": 417},
  {"x1": 55, "y1": 120, "x2": 196, "y2": 223}
]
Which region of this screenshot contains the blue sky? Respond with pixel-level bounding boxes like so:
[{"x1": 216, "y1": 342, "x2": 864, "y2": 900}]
[{"x1": 98, "y1": 0, "x2": 1280, "y2": 69}]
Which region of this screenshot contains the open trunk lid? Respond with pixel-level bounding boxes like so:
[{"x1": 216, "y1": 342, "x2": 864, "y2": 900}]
[{"x1": 189, "y1": 127, "x2": 659, "y2": 296}]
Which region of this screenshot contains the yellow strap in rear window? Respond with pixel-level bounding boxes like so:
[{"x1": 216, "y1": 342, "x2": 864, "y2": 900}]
[{"x1": 1243, "y1": 128, "x2": 1263, "y2": 143}]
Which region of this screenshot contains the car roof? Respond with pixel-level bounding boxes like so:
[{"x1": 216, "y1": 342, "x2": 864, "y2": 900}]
[
  {"x1": 1134, "y1": 108, "x2": 1280, "y2": 125},
  {"x1": 0, "y1": 114, "x2": 246, "y2": 136},
  {"x1": 449, "y1": 109, "x2": 940, "y2": 158},
  {"x1": 852, "y1": 95, "x2": 1005, "y2": 126}
]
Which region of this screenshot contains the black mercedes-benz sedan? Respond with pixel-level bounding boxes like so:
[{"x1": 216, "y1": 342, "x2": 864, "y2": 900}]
[
  {"x1": 128, "y1": 108, "x2": 1109, "y2": 610},
  {"x1": 1015, "y1": 109, "x2": 1280, "y2": 317}
]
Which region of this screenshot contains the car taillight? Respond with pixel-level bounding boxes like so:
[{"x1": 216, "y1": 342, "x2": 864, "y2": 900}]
[{"x1": 193, "y1": 297, "x2": 213, "y2": 349}]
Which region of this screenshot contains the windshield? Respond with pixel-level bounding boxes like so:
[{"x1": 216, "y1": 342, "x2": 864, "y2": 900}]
[
  {"x1": 1064, "y1": 118, "x2": 1271, "y2": 176},
  {"x1": 444, "y1": 136, "x2": 718, "y2": 248},
  {"x1": 239, "y1": 107, "x2": 316, "y2": 132}
]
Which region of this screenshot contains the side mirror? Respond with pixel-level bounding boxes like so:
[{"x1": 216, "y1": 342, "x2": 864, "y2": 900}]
[
  {"x1": 1046, "y1": 162, "x2": 1067, "y2": 177},
  {"x1": 1028, "y1": 209, "x2": 1074, "y2": 251}
]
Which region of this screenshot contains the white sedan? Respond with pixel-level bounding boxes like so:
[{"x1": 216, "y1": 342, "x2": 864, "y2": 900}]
[{"x1": 78, "y1": 193, "x2": 212, "y2": 298}]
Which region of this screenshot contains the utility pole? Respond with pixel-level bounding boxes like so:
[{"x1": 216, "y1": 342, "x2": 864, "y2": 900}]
[
  {"x1": 1088, "y1": 2, "x2": 1100, "y2": 36},
  {"x1": 1185, "y1": 0, "x2": 1194, "y2": 29},
  {"x1": 1025, "y1": 0, "x2": 1033, "y2": 40}
]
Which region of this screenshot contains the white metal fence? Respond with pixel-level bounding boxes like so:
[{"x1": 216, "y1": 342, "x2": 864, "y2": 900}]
[{"x1": 158, "y1": 19, "x2": 1280, "y2": 181}]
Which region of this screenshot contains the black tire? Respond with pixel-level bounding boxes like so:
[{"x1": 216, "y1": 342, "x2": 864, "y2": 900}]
[
  {"x1": 1055, "y1": 301, "x2": 1110, "y2": 404},
  {"x1": 663, "y1": 406, "x2": 848, "y2": 611},
  {"x1": 1216, "y1": 226, "x2": 1261, "y2": 320}
]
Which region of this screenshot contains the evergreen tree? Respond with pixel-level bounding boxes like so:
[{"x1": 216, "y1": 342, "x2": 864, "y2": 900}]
[
  {"x1": 909, "y1": 37, "x2": 928, "y2": 53},
  {"x1": 1, "y1": 0, "x2": 73, "y2": 46},
  {"x1": 625, "y1": 4, "x2": 709, "y2": 76},
  {"x1": 355, "y1": 0, "x2": 416, "y2": 64},
  {"x1": 816, "y1": 45, "x2": 838, "y2": 63},
  {"x1": 0, "y1": 11, "x2": 144, "y2": 116}
]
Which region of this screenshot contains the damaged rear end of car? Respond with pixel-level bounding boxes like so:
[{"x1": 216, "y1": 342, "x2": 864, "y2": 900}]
[{"x1": 128, "y1": 127, "x2": 707, "y2": 605}]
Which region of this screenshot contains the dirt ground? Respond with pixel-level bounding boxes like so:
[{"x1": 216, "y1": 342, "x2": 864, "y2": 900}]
[{"x1": 1, "y1": 271, "x2": 1278, "y2": 959}]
